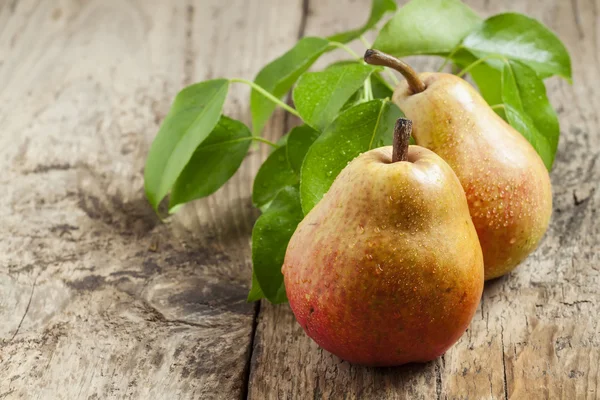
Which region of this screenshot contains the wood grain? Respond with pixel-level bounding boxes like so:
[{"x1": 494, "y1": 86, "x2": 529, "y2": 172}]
[
  {"x1": 1, "y1": 0, "x2": 598, "y2": 399},
  {"x1": 247, "y1": 1, "x2": 600, "y2": 399},
  {"x1": 0, "y1": 0, "x2": 301, "y2": 398}
]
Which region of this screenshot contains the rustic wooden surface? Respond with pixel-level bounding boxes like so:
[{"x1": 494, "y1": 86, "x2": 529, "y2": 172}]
[{"x1": 0, "y1": 0, "x2": 597, "y2": 399}]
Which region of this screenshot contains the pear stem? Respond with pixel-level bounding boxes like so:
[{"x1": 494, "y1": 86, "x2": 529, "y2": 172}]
[
  {"x1": 392, "y1": 118, "x2": 412, "y2": 163},
  {"x1": 363, "y1": 49, "x2": 426, "y2": 94}
]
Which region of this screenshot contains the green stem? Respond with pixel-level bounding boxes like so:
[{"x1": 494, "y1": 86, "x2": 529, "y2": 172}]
[
  {"x1": 252, "y1": 136, "x2": 278, "y2": 148},
  {"x1": 457, "y1": 54, "x2": 510, "y2": 77},
  {"x1": 437, "y1": 45, "x2": 462, "y2": 72},
  {"x1": 364, "y1": 75, "x2": 373, "y2": 101},
  {"x1": 359, "y1": 35, "x2": 372, "y2": 49},
  {"x1": 190, "y1": 136, "x2": 278, "y2": 154},
  {"x1": 230, "y1": 78, "x2": 301, "y2": 118},
  {"x1": 490, "y1": 104, "x2": 505, "y2": 111},
  {"x1": 362, "y1": 44, "x2": 376, "y2": 103},
  {"x1": 329, "y1": 41, "x2": 361, "y2": 59}
]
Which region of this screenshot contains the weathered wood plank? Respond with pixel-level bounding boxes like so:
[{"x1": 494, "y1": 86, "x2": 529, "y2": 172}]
[
  {"x1": 0, "y1": 0, "x2": 302, "y2": 398},
  {"x1": 248, "y1": 0, "x2": 600, "y2": 399}
]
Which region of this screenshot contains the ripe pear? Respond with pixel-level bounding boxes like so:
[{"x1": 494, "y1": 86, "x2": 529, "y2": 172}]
[
  {"x1": 364, "y1": 49, "x2": 552, "y2": 280},
  {"x1": 283, "y1": 119, "x2": 483, "y2": 366}
]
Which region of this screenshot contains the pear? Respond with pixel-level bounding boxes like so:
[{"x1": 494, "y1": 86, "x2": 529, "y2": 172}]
[
  {"x1": 283, "y1": 119, "x2": 483, "y2": 366},
  {"x1": 364, "y1": 49, "x2": 552, "y2": 280}
]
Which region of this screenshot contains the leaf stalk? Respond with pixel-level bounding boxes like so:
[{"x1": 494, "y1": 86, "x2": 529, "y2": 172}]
[{"x1": 230, "y1": 78, "x2": 301, "y2": 118}]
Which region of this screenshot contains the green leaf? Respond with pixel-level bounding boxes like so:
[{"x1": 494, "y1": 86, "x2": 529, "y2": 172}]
[
  {"x1": 169, "y1": 116, "x2": 252, "y2": 210},
  {"x1": 144, "y1": 79, "x2": 229, "y2": 212},
  {"x1": 468, "y1": 62, "x2": 503, "y2": 112},
  {"x1": 286, "y1": 125, "x2": 320, "y2": 175},
  {"x1": 325, "y1": 60, "x2": 394, "y2": 105},
  {"x1": 462, "y1": 13, "x2": 572, "y2": 80},
  {"x1": 252, "y1": 145, "x2": 298, "y2": 208},
  {"x1": 251, "y1": 37, "x2": 330, "y2": 135},
  {"x1": 293, "y1": 63, "x2": 379, "y2": 131},
  {"x1": 327, "y1": 0, "x2": 397, "y2": 44},
  {"x1": 371, "y1": 72, "x2": 394, "y2": 99},
  {"x1": 502, "y1": 61, "x2": 559, "y2": 170},
  {"x1": 247, "y1": 269, "x2": 264, "y2": 302},
  {"x1": 452, "y1": 49, "x2": 505, "y2": 119},
  {"x1": 373, "y1": 0, "x2": 481, "y2": 57},
  {"x1": 275, "y1": 134, "x2": 289, "y2": 148},
  {"x1": 300, "y1": 100, "x2": 402, "y2": 214},
  {"x1": 252, "y1": 186, "x2": 303, "y2": 303}
]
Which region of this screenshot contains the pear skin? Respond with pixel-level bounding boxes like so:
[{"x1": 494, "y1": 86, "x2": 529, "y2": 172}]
[
  {"x1": 283, "y1": 145, "x2": 483, "y2": 366},
  {"x1": 393, "y1": 73, "x2": 552, "y2": 280}
]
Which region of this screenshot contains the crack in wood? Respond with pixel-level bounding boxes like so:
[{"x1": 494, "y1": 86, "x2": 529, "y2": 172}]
[
  {"x1": 242, "y1": 301, "x2": 261, "y2": 400},
  {"x1": 23, "y1": 163, "x2": 74, "y2": 174},
  {"x1": 283, "y1": 0, "x2": 312, "y2": 133},
  {"x1": 570, "y1": 0, "x2": 585, "y2": 39},
  {"x1": 435, "y1": 358, "x2": 443, "y2": 400},
  {"x1": 141, "y1": 299, "x2": 213, "y2": 329},
  {"x1": 184, "y1": 0, "x2": 196, "y2": 85},
  {"x1": 0, "y1": 389, "x2": 16, "y2": 399},
  {"x1": 10, "y1": 275, "x2": 38, "y2": 342},
  {"x1": 572, "y1": 189, "x2": 594, "y2": 206},
  {"x1": 9, "y1": 0, "x2": 18, "y2": 13},
  {"x1": 297, "y1": 0, "x2": 310, "y2": 40},
  {"x1": 560, "y1": 300, "x2": 592, "y2": 307},
  {"x1": 501, "y1": 325, "x2": 508, "y2": 400},
  {"x1": 480, "y1": 293, "x2": 485, "y2": 320}
]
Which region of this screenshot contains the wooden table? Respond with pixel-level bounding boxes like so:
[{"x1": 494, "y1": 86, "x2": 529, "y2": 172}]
[{"x1": 1, "y1": 0, "x2": 598, "y2": 398}]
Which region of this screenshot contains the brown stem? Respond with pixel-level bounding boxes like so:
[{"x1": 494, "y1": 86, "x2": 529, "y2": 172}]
[
  {"x1": 364, "y1": 49, "x2": 426, "y2": 94},
  {"x1": 392, "y1": 118, "x2": 412, "y2": 163}
]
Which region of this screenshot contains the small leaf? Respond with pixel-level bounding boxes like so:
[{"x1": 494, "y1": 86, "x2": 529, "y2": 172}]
[
  {"x1": 144, "y1": 79, "x2": 229, "y2": 212},
  {"x1": 327, "y1": 0, "x2": 397, "y2": 44},
  {"x1": 169, "y1": 116, "x2": 252, "y2": 210},
  {"x1": 300, "y1": 100, "x2": 402, "y2": 214},
  {"x1": 252, "y1": 145, "x2": 298, "y2": 208},
  {"x1": 373, "y1": 0, "x2": 481, "y2": 57},
  {"x1": 247, "y1": 269, "x2": 264, "y2": 302},
  {"x1": 251, "y1": 37, "x2": 330, "y2": 135},
  {"x1": 293, "y1": 64, "x2": 379, "y2": 131},
  {"x1": 502, "y1": 61, "x2": 559, "y2": 170},
  {"x1": 462, "y1": 13, "x2": 572, "y2": 80},
  {"x1": 252, "y1": 186, "x2": 303, "y2": 303},
  {"x1": 286, "y1": 125, "x2": 320, "y2": 175}
]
